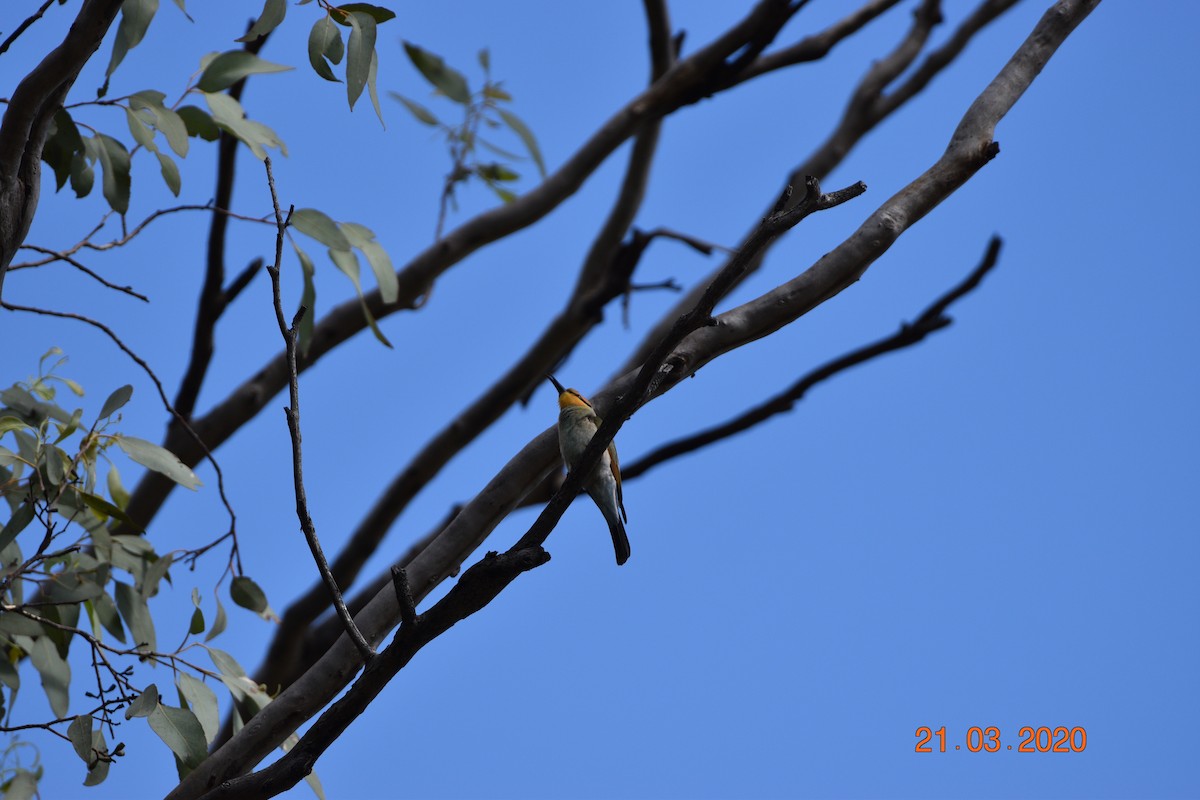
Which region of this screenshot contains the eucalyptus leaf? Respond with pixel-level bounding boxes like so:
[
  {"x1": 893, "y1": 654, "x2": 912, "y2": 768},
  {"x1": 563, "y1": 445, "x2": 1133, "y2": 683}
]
[
  {"x1": 114, "y1": 580, "x2": 157, "y2": 653},
  {"x1": 291, "y1": 208, "x2": 351, "y2": 250},
  {"x1": 147, "y1": 703, "x2": 207, "y2": 769},
  {"x1": 307, "y1": 16, "x2": 342, "y2": 82},
  {"x1": 115, "y1": 435, "x2": 201, "y2": 490},
  {"x1": 196, "y1": 51, "x2": 293, "y2": 93},
  {"x1": 98, "y1": 384, "x2": 133, "y2": 420},
  {"x1": 236, "y1": 0, "x2": 287, "y2": 43},
  {"x1": 403, "y1": 42, "x2": 470, "y2": 104},
  {"x1": 345, "y1": 12, "x2": 377, "y2": 111},
  {"x1": 176, "y1": 672, "x2": 219, "y2": 744}
]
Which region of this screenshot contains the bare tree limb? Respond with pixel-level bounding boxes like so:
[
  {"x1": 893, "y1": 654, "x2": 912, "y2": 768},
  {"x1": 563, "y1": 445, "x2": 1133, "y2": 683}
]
[
  {"x1": 624, "y1": 236, "x2": 1002, "y2": 479},
  {"x1": 262, "y1": 156, "x2": 373, "y2": 664},
  {"x1": 0, "y1": 0, "x2": 123, "y2": 297}
]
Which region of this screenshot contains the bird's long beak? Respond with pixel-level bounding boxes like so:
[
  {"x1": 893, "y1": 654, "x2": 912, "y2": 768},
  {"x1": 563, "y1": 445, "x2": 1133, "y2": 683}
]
[{"x1": 546, "y1": 374, "x2": 566, "y2": 394}]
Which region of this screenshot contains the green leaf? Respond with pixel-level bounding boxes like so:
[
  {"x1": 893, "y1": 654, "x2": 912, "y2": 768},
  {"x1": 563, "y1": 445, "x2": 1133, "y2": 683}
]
[
  {"x1": 130, "y1": 91, "x2": 189, "y2": 157},
  {"x1": 156, "y1": 151, "x2": 182, "y2": 196},
  {"x1": 292, "y1": 241, "x2": 317, "y2": 358},
  {"x1": 206, "y1": 85, "x2": 288, "y2": 160},
  {"x1": 42, "y1": 108, "x2": 85, "y2": 191},
  {"x1": 177, "y1": 105, "x2": 220, "y2": 142},
  {"x1": 483, "y1": 85, "x2": 512, "y2": 102},
  {"x1": 124, "y1": 107, "x2": 157, "y2": 150},
  {"x1": 338, "y1": 3, "x2": 395, "y2": 23},
  {"x1": 388, "y1": 92, "x2": 438, "y2": 126},
  {"x1": 291, "y1": 208, "x2": 352, "y2": 250},
  {"x1": 340, "y1": 222, "x2": 397, "y2": 303},
  {"x1": 125, "y1": 683, "x2": 159, "y2": 719},
  {"x1": 28, "y1": 635, "x2": 71, "y2": 718},
  {"x1": 92, "y1": 590, "x2": 127, "y2": 643},
  {"x1": 197, "y1": 51, "x2": 293, "y2": 93},
  {"x1": 78, "y1": 490, "x2": 140, "y2": 529},
  {"x1": 403, "y1": 42, "x2": 470, "y2": 104},
  {"x1": 189, "y1": 606, "x2": 205, "y2": 635},
  {"x1": 99, "y1": 384, "x2": 133, "y2": 420},
  {"x1": 68, "y1": 714, "x2": 94, "y2": 762},
  {"x1": 106, "y1": 0, "x2": 159, "y2": 79},
  {"x1": 115, "y1": 435, "x2": 201, "y2": 490},
  {"x1": 236, "y1": 0, "x2": 287, "y2": 43},
  {"x1": 93, "y1": 134, "x2": 131, "y2": 214},
  {"x1": 114, "y1": 580, "x2": 157, "y2": 652},
  {"x1": 139, "y1": 552, "x2": 173, "y2": 597},
  {"x1": 147, "y1": 703, "x2": 208, "y2": 769},
  {"x1": 83, "y1": 728, "x2": 111, "y2": 786},
  {"x1": 367, "y1": 49, "x2": 384, "y2": 128},
  {"x1": 498, "y1": 109, "x2": 545, "y2": 177},
  {"x1": 107, "y1": 464, "x2": 130, "y2": 509},
  {"x1": 70, "y1": 149, "x2": 95, "y2": 198},
  {"x1": 2, "y1": 770, "x2": 37, "y2": 800},
  {"x1": 176, "y1": 673, "x2": 219, "y2": 744},
  {"x1": 0, "y1": 503, "x2": 35, "y2": 551},
  {"x1": 308, "y1": 16, "x2": 343, "y2": 82},
  {"x1": 205, "y1": 594, "x2": 228, "y2": 642},
  {"x1": 0, "y1": 415, "x2": 31, "y2": 435},
  {"x1": 478, "y1": 48, "x2": 490, "y2": 72},
  {"x1": 0, "y1": 657, "x2": 19, "y2": 691},
  {"x1": 230, "y1": 575, "x2": 267, "y2": 613},
  {"x1": 345, "y1": 12, "x2": 377, "y2": 111},
  {"x1": 0, "y1": 610, "x2": 43, "y2": 637}
]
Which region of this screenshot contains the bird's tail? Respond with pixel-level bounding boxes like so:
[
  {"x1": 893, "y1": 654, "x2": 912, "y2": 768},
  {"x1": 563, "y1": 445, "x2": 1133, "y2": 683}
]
[{"x1": 593, "y1": 490, "x2": 631, "y2": 565}]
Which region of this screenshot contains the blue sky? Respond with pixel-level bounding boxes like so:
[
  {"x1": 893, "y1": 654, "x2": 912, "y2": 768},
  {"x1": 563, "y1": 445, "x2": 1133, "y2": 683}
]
[{"x1": 4, "y1": 1, "x2": 1198, "y2": 798}]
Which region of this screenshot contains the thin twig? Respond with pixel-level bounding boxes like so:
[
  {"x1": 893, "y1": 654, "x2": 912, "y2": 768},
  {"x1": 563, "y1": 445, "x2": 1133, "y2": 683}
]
[
  {"x1": 261, "y1": 156, "x2": 374, "y2": 663},
  {"x1": 624, "y1": 236, "x2": 1003, "y2": 478},
  {"x1": 16, "y1": 244, "x2": 149, "y2": 301},
  {"x1": 0, "y1": 0, "x2": 57, "y2": 56}
]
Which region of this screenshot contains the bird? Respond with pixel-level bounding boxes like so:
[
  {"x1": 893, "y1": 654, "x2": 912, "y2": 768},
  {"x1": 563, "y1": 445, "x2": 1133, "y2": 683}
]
[{"x1": 546, "y1": 374, "x2": 630, "y2": 565}]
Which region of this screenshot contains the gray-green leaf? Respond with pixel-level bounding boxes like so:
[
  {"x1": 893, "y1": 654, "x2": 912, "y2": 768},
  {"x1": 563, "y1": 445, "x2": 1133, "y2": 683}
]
[
  {"x1": 498, "y1": 109, "x2": 546, "y2": 178},
  {"x1": 115, "y1": 435, "x2": 201, "y2": 490},
  {"x1": 68, "y1": 714, "x2": 94, "y2": 763},
  {"x1": 93, "y1": 134, "x2": 131, "y2": 214},
  {"x1": 197, "y1": 51, "x2": 293, "y2": 93},
  {"x1": 125, "y1": 684, "x2": 159, "y2": 719},
  {"x1": 236, "y1": 0, "x2": 287, "y2": 43},
  {"x1": 176, "y1": 672, "x2": 219, "y2": 744},
  {"x1": 308, "y1": 16, "x2": 343, "y2": 82},
  {"x1": 106, "y1": 0, "x2": 159, "y2": 79},
  {"x1": 403, "y1": 42, "x2": 470, "y2": 104},
  {"x1": 98, "y1": 384, "x2": 133, "y2": 420},
  {"x1": 345, "y1": 12, "x2": 377, "y2": 111},
  {"x1": 114, "y1": 580, "x2": 157, "y2": 652},
  {"x1": 147, "y1": 703, "x2": 208, "y2": 769},
  {"x1": 291, "y1": 208, "x2": 352, "y2": 250},
  {"x1": 29, "y1": 635, "x2": 71, "y2": 718}
]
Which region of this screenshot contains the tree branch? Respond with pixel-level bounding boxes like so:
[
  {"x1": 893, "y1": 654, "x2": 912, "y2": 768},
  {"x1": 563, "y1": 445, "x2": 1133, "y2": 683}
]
[
  {"x1": 624, "y1": 236, "x2": 1002, "y2": 478},
  {"x1": 0, "y1": 0, "x2": 59, "y2": 57},
  {"x1": 262, "y1": 156, "x2": 373, "y2": 664},
  {"x1": 172, "y1": 31, "x2": 270, "y2": 422},
  {"x1": 0, "y1": 0, "x2": 123, "y2": 297}
]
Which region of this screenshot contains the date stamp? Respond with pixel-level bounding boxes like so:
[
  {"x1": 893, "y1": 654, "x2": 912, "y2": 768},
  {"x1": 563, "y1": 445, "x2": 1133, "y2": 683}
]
[{"x1": 915, "y1": 726, "x2": 1086, "y2": 753}]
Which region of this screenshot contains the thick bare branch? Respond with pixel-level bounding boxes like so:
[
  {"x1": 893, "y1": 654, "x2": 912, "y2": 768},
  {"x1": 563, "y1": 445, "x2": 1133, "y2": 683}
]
[
  {"x1": 173, "y1": 32, "x2": 270, "y2": 421},
  {"x1": 0, "y1": 0, "x2": 123, "y2": 297}
]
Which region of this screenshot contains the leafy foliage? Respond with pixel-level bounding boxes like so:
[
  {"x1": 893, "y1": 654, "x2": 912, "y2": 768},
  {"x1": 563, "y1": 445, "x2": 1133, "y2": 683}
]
[
  {"x1": 0, "y1": 354, "x2": 277, "y2": 789},
  {"x1": 391, "y1": 45, "x2": 547, "y2": 236}
]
